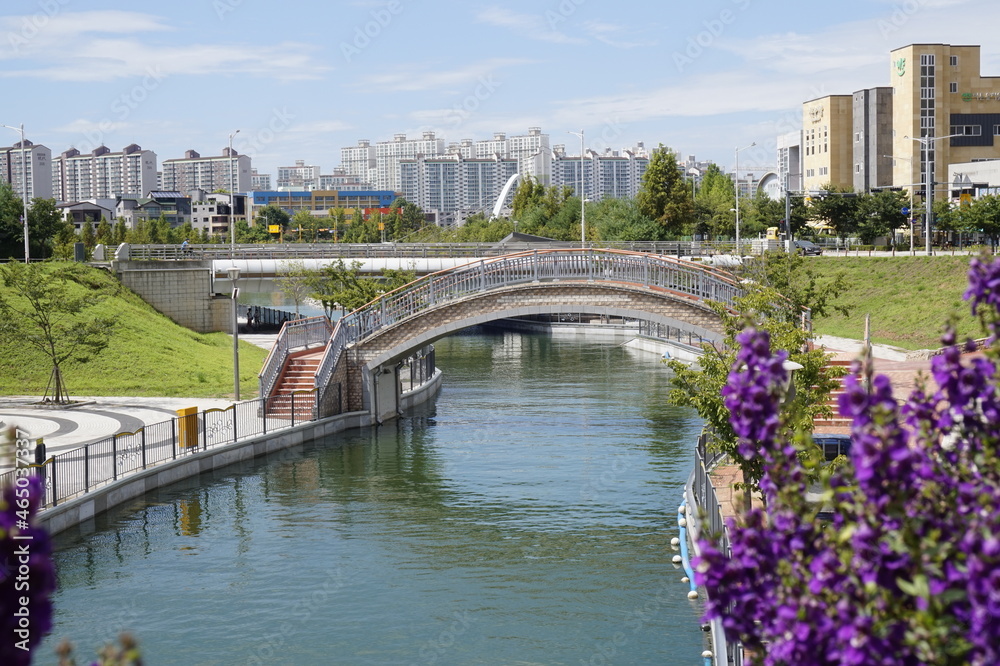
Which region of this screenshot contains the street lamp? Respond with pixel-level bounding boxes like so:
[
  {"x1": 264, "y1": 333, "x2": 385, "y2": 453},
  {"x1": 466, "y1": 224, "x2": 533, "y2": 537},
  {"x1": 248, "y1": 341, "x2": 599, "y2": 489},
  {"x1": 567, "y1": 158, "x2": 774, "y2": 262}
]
[
  {"x1": 227, "y1": 266, "x2": 241, "y2": 401},
  {"x1": 228, "y1": 129, "x2": 240, "y2": 258},
  {"x1": 568, "y1": 130, "x2": 586, "y2": 246},
  {"x1": 1, "y1": 123, "x2": 30, "y2": 263},
  {"x1": 734, "y1": 142, "x2": 756, "y2": 257},
  {"x1": 906, "y1": 133, "x2": 961, "y2": 255},
  {"x1": 882, "y1": 154, "x2": 915, "y2": 255}
]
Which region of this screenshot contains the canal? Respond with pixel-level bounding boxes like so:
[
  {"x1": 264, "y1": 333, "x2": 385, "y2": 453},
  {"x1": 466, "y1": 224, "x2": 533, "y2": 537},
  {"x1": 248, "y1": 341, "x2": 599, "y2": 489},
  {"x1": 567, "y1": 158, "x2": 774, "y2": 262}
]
[{"x1": 39, "y1": 329, "x2": 708, "y2": 665}]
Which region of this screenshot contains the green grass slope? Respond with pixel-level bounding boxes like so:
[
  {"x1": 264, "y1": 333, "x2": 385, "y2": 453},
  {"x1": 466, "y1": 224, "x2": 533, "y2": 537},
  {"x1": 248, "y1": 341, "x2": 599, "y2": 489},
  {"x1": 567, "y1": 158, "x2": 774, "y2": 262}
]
[
  {"x1": 806, "y1": 255, "x2": 981, "y2": 350},
  {"x1": 0, "y1": 263, "x2": 269, "y2": 399}
]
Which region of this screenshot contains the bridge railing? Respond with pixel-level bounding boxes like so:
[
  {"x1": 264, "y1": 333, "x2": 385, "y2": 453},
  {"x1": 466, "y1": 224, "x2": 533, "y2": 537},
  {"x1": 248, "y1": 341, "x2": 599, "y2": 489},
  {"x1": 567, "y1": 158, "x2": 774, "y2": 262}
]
[
  {"x1": 341, "y1": 249, "x2": 741, "y2": 343},
  {"x1": 258, "y1": 316, "x2": 334, "y2": 398},
  {"x1": 313, "y1": 320, "x2": 353, "y2": 418},
  {"x1": 121, "y1": 240, "x2": 759, "y2": 262}
]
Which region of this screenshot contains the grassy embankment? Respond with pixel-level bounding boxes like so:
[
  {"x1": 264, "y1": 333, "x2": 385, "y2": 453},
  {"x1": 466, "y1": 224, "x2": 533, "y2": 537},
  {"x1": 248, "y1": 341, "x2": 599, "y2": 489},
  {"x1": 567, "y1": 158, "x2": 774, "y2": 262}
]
[
  {"x1": 805, "y1": 255, "x2": 982, "y2": 351},
  {"x1": 0, "y1": 263, "x2": 268, "y2": 399}
]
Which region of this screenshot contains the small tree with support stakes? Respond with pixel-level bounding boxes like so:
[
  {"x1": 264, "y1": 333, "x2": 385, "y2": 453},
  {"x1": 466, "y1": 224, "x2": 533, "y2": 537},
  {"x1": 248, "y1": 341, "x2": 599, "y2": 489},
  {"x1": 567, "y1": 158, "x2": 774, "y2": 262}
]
[{"x1": 0, "y1": 263, "x2": 116, "y2": 404}]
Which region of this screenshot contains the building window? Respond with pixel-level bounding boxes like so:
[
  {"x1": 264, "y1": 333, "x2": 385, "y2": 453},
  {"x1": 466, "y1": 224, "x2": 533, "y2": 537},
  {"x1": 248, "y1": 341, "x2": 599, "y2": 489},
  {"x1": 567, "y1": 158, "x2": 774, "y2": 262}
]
[
  {"x1": 950, "y1": 55, "x2": 958, "y2": 66},
  {"x1": 855, "y1": 164, "x2": 862, "y2": 173},
  {"x1": 950, "y1": 82, "x2": 958, "y2": 93},
  {"x1": 994, "y1": 125, "x2": 1000, "y2": 136},
  {"x1": 950, "y1": 125, "x2": 982, "y2": 136},
  {"x1": 855, "y1": 132, "x2": 862, "y2": 143}
]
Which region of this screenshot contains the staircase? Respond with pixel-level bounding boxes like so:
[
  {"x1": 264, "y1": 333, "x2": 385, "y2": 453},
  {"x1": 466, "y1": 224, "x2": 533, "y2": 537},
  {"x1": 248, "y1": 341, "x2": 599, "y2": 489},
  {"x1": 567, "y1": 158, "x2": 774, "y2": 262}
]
[
  {"x1": 266, "y1": 349, "x2": 325, "y2": 419},
  {"x1": 813, "y1": 359, "x2": 853, "y2": 431}
]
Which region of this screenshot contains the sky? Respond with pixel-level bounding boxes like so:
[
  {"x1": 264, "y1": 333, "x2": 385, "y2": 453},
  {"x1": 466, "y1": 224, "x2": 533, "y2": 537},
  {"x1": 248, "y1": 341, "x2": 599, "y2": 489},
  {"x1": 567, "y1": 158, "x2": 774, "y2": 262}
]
[{"x1": 3, "y1": 0, "x2": 1000, "y2": 181}]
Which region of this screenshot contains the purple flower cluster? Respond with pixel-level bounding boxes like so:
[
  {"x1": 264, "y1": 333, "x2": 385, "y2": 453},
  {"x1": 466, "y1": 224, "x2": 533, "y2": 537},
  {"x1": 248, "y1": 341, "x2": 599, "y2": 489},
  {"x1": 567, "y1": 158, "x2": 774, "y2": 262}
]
[
  {"x1": 695, "y1": 258, "x2": 1000, "y2": 665},
  {"x1": 0, "y1": 476, "x2": 55, "y2": 666}
]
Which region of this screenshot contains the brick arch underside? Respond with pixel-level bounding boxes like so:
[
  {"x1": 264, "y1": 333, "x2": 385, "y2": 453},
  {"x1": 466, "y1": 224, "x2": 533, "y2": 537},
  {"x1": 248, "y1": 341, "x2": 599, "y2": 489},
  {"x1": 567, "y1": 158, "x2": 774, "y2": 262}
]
[{"x1": 355, "y1": 282, "x2": 725, "y2": 370}]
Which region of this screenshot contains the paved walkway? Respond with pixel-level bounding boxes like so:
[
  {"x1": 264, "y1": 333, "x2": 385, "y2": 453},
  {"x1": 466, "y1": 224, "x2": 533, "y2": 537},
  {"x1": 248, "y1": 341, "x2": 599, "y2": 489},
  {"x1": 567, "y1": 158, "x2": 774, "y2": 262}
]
[{"x1": 0, "y1": 334, "x2": 280, "y2": 473}]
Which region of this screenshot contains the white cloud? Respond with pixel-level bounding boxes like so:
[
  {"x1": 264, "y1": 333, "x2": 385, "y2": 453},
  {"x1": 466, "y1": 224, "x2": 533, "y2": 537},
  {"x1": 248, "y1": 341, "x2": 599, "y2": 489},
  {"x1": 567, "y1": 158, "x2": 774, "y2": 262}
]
[
  {"x1": 0, "y1": 11, "x2": 326, "y2": 81},
  {"x1": 582, "y1": 21, "x2": 653, "y2": 49},
  {"x1": 365, "y1": 58, "x2": 533, "y2": 93},
  {"x1": 476, "y1": 6, "x2": 584, "y2": 45}
]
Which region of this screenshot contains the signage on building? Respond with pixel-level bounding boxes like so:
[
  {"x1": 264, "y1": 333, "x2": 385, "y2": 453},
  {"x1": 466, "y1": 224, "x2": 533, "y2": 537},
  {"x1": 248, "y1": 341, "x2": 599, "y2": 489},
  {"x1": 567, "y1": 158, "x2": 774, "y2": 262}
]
[
  {"x1": 894, "y1": 57, "x2": 906, "y2": 77},
  {"x1": 961, "y1": 92, "x2": 1000, "y2": 102},
  {"x1": 809, "y1": 106, "x2": 824, "y2": 123},
  {"x1": 268, "y1": 225, "x2": 280, "y2": 233}
]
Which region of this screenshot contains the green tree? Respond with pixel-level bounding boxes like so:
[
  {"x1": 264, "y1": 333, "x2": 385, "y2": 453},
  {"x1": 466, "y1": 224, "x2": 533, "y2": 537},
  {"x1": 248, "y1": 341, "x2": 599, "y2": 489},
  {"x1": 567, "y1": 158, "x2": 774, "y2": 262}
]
[
  {"x1": 95, "y1": 216, "x2": 113, "y2": 246},
  {"x1": 857, "y1": 189, "x2": 908, "y2": 245},
  {"x1": 389, "y1": 197, "x2": 425, "y2": 240},
  {"x1": 510, "y1": 177, "x2": 546, "y2": 221},
  {"x1": 0, "y1": 263, "x2": 117, "y2": 403},
  {"x1": 80, "y1": 217, "x2": 96, "y2": 256},
  {"x1": 113, "y1": 219, "x2": 127, "y2": 245},
  {"x1": 808, "y1": 185, "x2": 861, "y2": 241},
  {"x1": 27, "y1": 198, "x2": 65, "y2": 258},
  {"x1": 276, "y1": 260, "x2": 312, "y2": 318},
  {"x1": 329, "y1": 208, "x2": 347, "y2": 242},
  {"x1": 292, "y1": 210, "x2": 322, "y2": 242},
  {"x1": 966, "y1": 194, "x2": 1000, "y2": 246},
  {"x1": 308, "y1": 260, "x2": 416, "y2": 317},
  {"x1": 667, "y1": 280, "x2": 843, "y2": 507},
  {"x1": 637, "y1": 145, "x2": 695, "y2": 237},
  {"x1": 0, "y1": 181, "x2": 22, "y2": 256},
  {"x1": 694, "y1": 164, "x2": 737, "y2": 240},
  {"x1": 255, "y1": 205, "x2": 291, "y2": 233},
  {"x1": 588, "y1": 197, "x2": 659, "y2": 241}
]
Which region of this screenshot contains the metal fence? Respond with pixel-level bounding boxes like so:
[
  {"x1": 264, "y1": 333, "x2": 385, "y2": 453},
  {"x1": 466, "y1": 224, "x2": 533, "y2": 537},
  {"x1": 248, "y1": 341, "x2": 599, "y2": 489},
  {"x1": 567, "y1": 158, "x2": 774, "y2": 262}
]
[
  {"x1": 259, "y1": 316, "x2": 334, "y2": 399},
  {"x1": 1, "y1": 392, "x2": 325, "y2": 510},
  {"x1": 121, "y1": 240, "x2": 760, "y2": 262}
]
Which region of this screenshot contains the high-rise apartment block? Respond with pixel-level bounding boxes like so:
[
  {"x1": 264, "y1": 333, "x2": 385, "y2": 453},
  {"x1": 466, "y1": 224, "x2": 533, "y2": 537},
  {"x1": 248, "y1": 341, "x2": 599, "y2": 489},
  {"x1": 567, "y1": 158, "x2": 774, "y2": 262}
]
[
  {"x1": 374, "y1": 132, "x2": 445, "y2": 192},
  {"x1": 0, "y1": 139, "x2": 52, "y2": 201},
  {"x1": 399, "y1": 154, "x2": 518, "y2": 224},
  {"x1": 52, "y1": 144, "x2": 155, "y2": 201},
  {"x1": 160, "y1": 148, "x2": 251, "y2": 193},
  {"x1": 251, "y1": 169, "x2": 272, "y2": 191},
  {"x1": 277, "y1": 160, "x2": 321, "y2": 189},
  {"x1": 548, "y1": 146, "x2": 649, "y2": 202},
  {"x1": 340, "y1": 139, "x2": 376, "y2": 185}
]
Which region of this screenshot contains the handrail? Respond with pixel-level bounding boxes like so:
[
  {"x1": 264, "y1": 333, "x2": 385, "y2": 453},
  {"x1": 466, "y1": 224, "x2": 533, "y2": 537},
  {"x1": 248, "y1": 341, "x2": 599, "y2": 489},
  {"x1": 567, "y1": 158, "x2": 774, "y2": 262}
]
[
  {"x1": 258, "y1": 316, "x2": 333, "y2": 398},
  {"x1": 339, "y1": 248, "x2": 742, "y2": 345}
]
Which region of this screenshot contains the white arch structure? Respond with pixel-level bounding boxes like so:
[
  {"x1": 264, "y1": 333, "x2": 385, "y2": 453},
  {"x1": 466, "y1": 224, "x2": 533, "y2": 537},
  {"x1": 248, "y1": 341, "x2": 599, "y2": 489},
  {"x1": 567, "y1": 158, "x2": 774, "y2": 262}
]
[{"x1": 491, "y1": 173, "x2": 520, "y2": 219}]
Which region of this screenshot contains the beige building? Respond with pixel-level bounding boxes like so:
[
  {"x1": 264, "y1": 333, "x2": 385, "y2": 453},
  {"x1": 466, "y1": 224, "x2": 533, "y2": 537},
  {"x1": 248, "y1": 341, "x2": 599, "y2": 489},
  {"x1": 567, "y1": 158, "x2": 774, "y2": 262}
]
[
  {"x1": 889, "y1": 44, "x2": 1000, "y2": 195},
  {"x1": 802, "y1": 95, "x2": 854, "y2": 191}
]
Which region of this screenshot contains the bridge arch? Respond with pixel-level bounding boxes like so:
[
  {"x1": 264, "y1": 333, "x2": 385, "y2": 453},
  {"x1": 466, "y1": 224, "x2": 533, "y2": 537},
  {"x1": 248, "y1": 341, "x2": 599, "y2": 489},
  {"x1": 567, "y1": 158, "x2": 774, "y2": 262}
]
[{"x1": 261, "y1": 249, "x2": 741, "y2": 423}]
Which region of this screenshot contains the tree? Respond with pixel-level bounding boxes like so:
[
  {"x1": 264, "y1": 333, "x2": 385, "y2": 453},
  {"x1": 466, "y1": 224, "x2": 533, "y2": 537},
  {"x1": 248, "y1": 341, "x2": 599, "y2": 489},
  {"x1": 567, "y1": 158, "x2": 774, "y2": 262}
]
[
  {"x1": 292, "y1": 210, "x2": 321, "y2": 242},
  {"x1": 510, "y1": 176, "x2": 546, "y2": 220},
  {"x1": 857, "y1": 189, "x2": 908, "y2": 245},
  {"x1": 668, "y1": 280, "x2": 843, "y2": 506},
  {"x1": 636, "y1": 145, "x2": 695, "y2": 237},
  {"x1": 389, "y1": 197, "x2": 425, "y2": 240},
  {"x1": 27, "y1": 198, "x2": 64, "y2": 258},
  {"x1": 275, "y1": 260, "x2": 312, "y2": 318},
  {"x1": 588, "y1": 197, "x2": 659, "y2": 241},
  {"x1": 966, "y1": 194, "x2": 1000, "y2": 246},
  {"x1": 255, "y1": 205, "x2": 291, "y2": 234},
  {"x1": 308, "y1": 259, "x2": 416, "y2": 317},
  {"x1": 695, "y1": 255, "x2": 1000, "y2": 662},
  {"x1": 0, "y1": 181, "x2": 22, "y2": 257},
  {"x1": 808, "y1": 185, "x2": 861, "y2": 240},
  {"x1": 80, "y1": 216, "x2": 96, "y2": 254},
  {"x1": 0, "y1": 263, "x2": 117, "y2": 403},
  {"x1": 95, "y1": 216, "x2": 114, "y2": 246},
  {"x1": 113, "y1": 219, "x2": 127, "y2": 245},
  {"x1": 694, "y1": 164, "x2": 737, "y2": 240}
]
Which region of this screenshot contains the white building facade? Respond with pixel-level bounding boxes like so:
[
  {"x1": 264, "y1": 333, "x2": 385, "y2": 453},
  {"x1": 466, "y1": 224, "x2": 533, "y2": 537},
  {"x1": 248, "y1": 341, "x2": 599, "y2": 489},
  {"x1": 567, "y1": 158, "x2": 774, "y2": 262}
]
[
  {"x1": 160, "y1": 149, "x2": 251, "y2": 193},
  {"x1": 52, "y1": 144, "x2": 155, "y2": 201},
  {"x1": 0, "y1": 139, "x2": 52, "y2": 201}
]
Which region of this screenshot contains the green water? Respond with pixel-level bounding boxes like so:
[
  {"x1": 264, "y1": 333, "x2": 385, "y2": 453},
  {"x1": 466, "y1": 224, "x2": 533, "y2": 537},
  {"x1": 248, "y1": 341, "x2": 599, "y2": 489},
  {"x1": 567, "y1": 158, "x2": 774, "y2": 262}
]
[{"x1": 40, "y1": 329, "x2": 708, "y2": 665}]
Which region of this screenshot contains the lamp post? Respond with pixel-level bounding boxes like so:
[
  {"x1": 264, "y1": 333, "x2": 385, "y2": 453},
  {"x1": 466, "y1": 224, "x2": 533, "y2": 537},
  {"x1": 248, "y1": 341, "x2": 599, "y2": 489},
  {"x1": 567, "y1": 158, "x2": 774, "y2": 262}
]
[
  {"x1": 228, "y1": 129, "x2": 240, "y2": 258},
  {"x1": 883, "y1": 154, "x2": 915, "y2": 255},
  {"x1": 907, "y1": 133, "x2": 960, "y2": 255},
  {"x1": 227, "y1": 266, "x2": 241, "y2": 401},
  {"x1": 734, "y1": 141, "x2": 756, "y2": 257},
  {"x1": 1, "y1": 123, "x2": 30, "y2": 263},
  {"x1": 568, "y1": 130, "x2": 586, "y2": 246}
]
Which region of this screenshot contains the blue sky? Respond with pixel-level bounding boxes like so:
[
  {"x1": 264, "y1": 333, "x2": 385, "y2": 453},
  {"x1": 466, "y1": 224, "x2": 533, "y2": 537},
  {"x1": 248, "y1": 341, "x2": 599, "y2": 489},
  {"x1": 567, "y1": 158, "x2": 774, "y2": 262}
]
[{"x1": 2, "y1": 0, "x2": 999, "y2": 180}]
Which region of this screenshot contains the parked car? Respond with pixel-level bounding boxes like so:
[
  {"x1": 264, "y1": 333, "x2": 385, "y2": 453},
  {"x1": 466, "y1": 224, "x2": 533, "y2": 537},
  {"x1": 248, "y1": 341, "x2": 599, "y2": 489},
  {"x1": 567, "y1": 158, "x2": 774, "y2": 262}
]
[{"x1": 794, "y1": 240, "x2": 823, "y2": 255}]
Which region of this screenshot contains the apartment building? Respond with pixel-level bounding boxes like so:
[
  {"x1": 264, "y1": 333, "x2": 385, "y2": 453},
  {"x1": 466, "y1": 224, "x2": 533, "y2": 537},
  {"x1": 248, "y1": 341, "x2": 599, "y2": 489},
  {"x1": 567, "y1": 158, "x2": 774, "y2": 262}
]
[
  {"x1": 277, "y1": 160, "x2": 321, "y2": 189},
  {"x1": 251, "y1": 169, "x2": 272, "y2": 191},
  {"x1": 549, "y1": 147, "x2": 649, "y2": 201},
  {"x1": 160, "y1": 148, "x2": 251, "y2": 193},
  {"x1": 52, "y1": 144, "x2": 155, "y2": 201},
  {"x1": 0, "y1": 139, "x2": 51, "y2": 201},
  {"x1": 399, "y1": 153, "x2": 518, "y2": 223},
  {"x1": 341, "y1": 139, "x2": 376, "y2": 184},
  {"x1": 249, "y1": 190, "x2": 395, "y2": 218},
  {"x1": 374, "y1": 132, "x2": 445, "y2": 191}
]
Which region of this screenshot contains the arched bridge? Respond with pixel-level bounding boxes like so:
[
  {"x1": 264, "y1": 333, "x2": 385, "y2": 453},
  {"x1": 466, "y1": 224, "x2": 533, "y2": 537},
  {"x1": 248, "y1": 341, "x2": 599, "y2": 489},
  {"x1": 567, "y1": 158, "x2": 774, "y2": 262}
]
[{"x1": 259, "y1": 249, "x2": 741, "y2": 423}]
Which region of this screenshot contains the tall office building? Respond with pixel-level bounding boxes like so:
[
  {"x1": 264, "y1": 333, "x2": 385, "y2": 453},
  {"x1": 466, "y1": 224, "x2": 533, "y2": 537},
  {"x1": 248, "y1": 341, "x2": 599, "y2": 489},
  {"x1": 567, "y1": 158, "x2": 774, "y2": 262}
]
[
  {"x1": 52, "y1": 144, "x2": 155, "y2": 201},
  {"x1": 888, "y1": 43, "x2": 1000, "y2": 194},
  {"x1": 161, "y1": 148, "x2": 251, "y2": 193},
  {"x1": 0, "y1": 139, "x2": 51, "y2": 201},
  {"x1": 802, "y1": 95, "x2": 854, "y2": 191},
  {"x1": 853, "y1": 87, "x2": 894, "y2": 192}
]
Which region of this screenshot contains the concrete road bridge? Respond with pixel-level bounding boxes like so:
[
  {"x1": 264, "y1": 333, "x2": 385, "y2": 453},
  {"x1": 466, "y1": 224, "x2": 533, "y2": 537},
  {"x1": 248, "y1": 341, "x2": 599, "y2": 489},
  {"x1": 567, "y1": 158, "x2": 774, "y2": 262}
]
[{"x1": 259, "y1": 248, "x2": 741, "y2": 423}]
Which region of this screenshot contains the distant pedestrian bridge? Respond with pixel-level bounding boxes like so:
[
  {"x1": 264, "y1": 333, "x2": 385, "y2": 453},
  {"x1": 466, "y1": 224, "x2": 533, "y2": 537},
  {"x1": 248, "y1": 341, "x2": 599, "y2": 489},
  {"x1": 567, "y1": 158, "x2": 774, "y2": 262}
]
[{"x1": 260, "y1": 249, "x2": 740, "y2": 423}]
